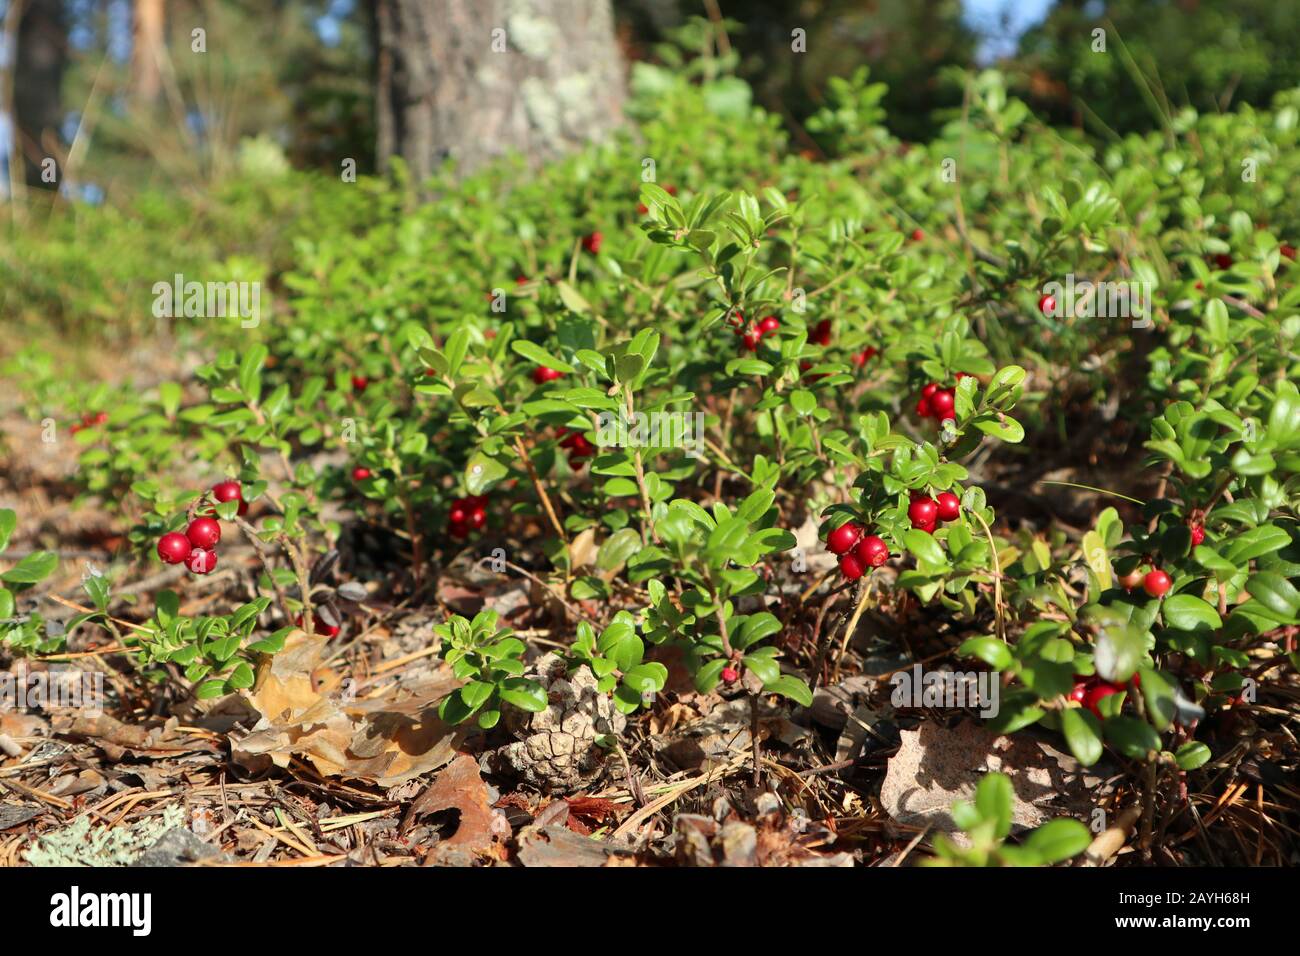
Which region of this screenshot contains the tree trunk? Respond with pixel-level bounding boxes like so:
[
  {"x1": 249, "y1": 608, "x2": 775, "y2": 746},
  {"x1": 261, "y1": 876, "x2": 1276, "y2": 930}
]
[
  {"x1": 12, "y1": 0, "x2": 68, "y2": 192},
  {"x1": 374, "y1": 0, "x2": 625, "y2": 185},
  {"x1": 130, "y1": 0, "x2": 166, "y2": 105}
]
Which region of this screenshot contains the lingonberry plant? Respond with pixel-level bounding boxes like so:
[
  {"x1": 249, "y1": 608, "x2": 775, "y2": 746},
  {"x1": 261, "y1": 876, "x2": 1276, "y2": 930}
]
[{"x1": 3, "y1": 55, "x2": 1298, "y2": 868}]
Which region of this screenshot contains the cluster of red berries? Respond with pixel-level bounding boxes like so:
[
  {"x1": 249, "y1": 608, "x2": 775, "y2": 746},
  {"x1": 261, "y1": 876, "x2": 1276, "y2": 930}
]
[
  {"x1": 728, "y1": 311, "x2": 780, "y2": 351},
  {"x1": 907, "y1": 490, "x2": 961, "y2": 534},
  {"x1": 556, "y1": 427, "x2": 594, "y2": 469},
  {"x1": 155, "y1": 480, "x2": 247, "y2": 575},
  {"x1": 1069, "y1": 673, "x2": 1136, "y2": 719},
  {"x1": 915, "y1": 378, "x2": 968, "y2": 422},
  {"x1": 532, "y1": 365, "x2": 564, "y2": 385},
  {"x1": 582, "y1": 232, "x2": 603, "y2": 255},
  {"x1": 826, "y1": 521, "x2": 890, "y2": 580},
  {"x1": 448, "y1": 494, "x2": 488, "y2": 540},
  {"x1": 69, "y1": 411, "x2": 108, "y2": 434}
]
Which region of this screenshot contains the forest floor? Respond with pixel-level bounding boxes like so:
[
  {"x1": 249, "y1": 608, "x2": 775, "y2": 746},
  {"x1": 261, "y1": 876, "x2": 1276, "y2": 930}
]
[{"x1": 1, "y1": 350, "x2": 1297, "y2": 869}]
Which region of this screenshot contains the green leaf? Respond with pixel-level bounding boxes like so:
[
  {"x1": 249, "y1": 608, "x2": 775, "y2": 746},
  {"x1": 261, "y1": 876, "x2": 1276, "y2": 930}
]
[
  {"x1": 1103, "y1": 716, "x2": 1161, "y2": 759},
  {"x1": 0, "y1": 510, "x2": 16, "y2": 553},
  {"x1": 763, "y1": 674, "x2": 812, "y2": 707},
  {"x1": 1060, "y1": 707, "x2": 1103, "y2": 767},
  {"x1": 195, "y1": 679, "x2": 228, "y2": 700},
  {"x1": 465, "y1": 451, "x2": 509, "y2": 496},
  {"x1": 512, "y1": 340, "x2": 573, "y2": 373},
  {"x1": 957, "y1": 636, "x2": 1013, "y2": 670},
  {"x1": 974, "y1": 772, "x2": 1014, "y2": 839},
  {"x1": 1161, "y1": 594, "x2": 1221, "y2": 633},
  {"x1": 0, "y1": 551, "x2": 57, "y2": 584},
  {"x1": 498, "y1": 677, "x2": 548, "y2": 713},
  {"x1": 1174, "y1": 741, "x2": 1212, "y2": 771},
  {"x1": 1020, "y1": 818, "x2": 1091, "y2": 864}
]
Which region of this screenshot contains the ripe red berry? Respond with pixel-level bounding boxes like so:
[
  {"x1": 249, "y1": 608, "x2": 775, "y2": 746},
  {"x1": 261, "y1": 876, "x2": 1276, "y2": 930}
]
[
  {"x1": 637, "y1": 202, "x2": 649, "y2": 215},
  {"x1": 185, "y1": 517, "x2": 221, "y2": 549},
  {"x1": 157, "y1": 532, "x2": 192, "y2": 565},
  {"x1": 921, "y1": 383, "x2": 939, "y2": 399},
  {"x1": 1282, "y1": 244, "x2": 1297, "y2": 261},
  {"x1": 583, "y1": 231, "x2": 603, "y2": 254},
  {"x1": 758, "y1": 316, "x2": 780, "y2": 336},
  {"x1": 1189, "y1": 523, "x2": 1205, "y2": 546},
  {"x1": 532, "y1": 366, "x2": 563, "y2": 384},
  {"x1": 721, "y1": 666, "x2": 739, "y2": 683},
  {"x1": 852, "y1": 346, "x2": 877, "y2": 368},
  {"x1": 449, "y1": 521, "x2": 468, "y2": 540},
  {"x1": 1083, "y1": 681, "x2": 1123, "y2": 719},
  {"x1": 186, "y1": 548, "x2": 217, "y2": 574},
  {"x1": 1068, "y1": 679, "x2": 1090, "y2": 705},
  {"x1": 935, "y1": 491, "x2": 961, "y2": 522},
  {"x1": 1213, "y1": 253, "x2": 1233, "y2": 270},
  {"x1": 1038, "y1": 293, "x2": 1056, "y2": 315},
  {"x1": 908, "y1": 498, "x2": 938, "y2": 527},
  {"x1": 1143, "y1": 569, "x2": 1172, "y2": 598},
  {"x1": 351, "y1": 375, "x2": 369, "y2": 393},
  {"x1": 826, "y1": 522, "x2": 863, "y2": 555},
  {"x1": 741, "y1": 328, "x2": 762, "y2": 351},
  {"x1": 928, "y1": 388, "x2": 955, "y2": 420},
  {"x1": 352, "y1": 467, "x2": 372, "y2": 481},
  {"x1": 296, "y1": 613, "x2": 340, "y2": 637},
  {"x1": 838, "y1": 552, "x2": 865, "y2": 580},
  {"x1": 468, "y1": 506, "x2": 486, "y2": 530},
  {"x1": 809, "y1": 319, "x2": 831, "y2": 345},
  {"x1": 449, "y1": 505, "x2": 466, "y2": 524},
  {"x1": 211, "y1": 480, "x2": 248, "y2": 517},
  {"x1": 914, "y1": 397, "x2": 932, "y2": 418},
  {"x1": 854, "y1": 535, "x2": 889, "y2": 568},
  {"x1": 910, "y1": 228, "x2": 924, "y2": 241}
]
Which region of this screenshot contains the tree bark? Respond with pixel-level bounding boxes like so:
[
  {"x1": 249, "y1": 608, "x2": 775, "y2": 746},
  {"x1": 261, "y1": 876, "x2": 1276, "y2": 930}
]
[
  {"x1": 374, "y1": 0, "x2": 625, "y2": 185},
  {"x1": 12, "y1": 0, "x2": 68, "y2": 192},
  {"x1": 130, "y1": 0, "x2": 166, "y2": 105}
]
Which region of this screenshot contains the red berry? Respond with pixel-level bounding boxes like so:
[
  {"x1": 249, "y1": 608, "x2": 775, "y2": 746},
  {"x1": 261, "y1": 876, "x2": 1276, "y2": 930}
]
[
  {"x1": 352, "y1": 467, "x2": 372, "y2": 481},
  {"x1": 1038, "y1": 293, "x2": 1056, "y2": 315},
  {"x1": 911, "y1": 228, "x2": 924, "y2": 241},
  {"x1": 854, "y1": 535, "x2": 889, "y2": 568},
  {"x1": 826, "y1": 522, "x2": 863, "y2": 555},
  {"x1": 1213, "y1": 253, "x2": 1233, "y2": 270},
  {"x1": 186, "y1": 548, "x2": 217, "y2": 574},
  {"x1": 637, "y1": 202, "x2": 649, "y2": 215},
  {"x1": 935, "y1": 491, "x2": 961, "y2": 522},
  {"x1": 1143, "y1": 569, "x2": 1172, "y2": 598},
  {"x1": 915, "y1": 397, "x2": 933, "y2": 418},
  {"x1": 449, "y1": 505, "x2": 466, "y2": 524},
  {"x1": 912, "y1": 518, "x2": 937, "y2": 534},
  {"x1": 809, "y1": 319, "x2": 831, "y2": 345},
  {"x1": 1189, "y1": 523, "x2": 1205, "y2": 546},
  {"x1": 758, "y1": 316, "x2": 780, "y2": 336},
  {"x1": 928, "y1": 389, "x2": 955, "y2": 420},
  {"x1": 211, "y1": 481, "x2": 248, "y2": 515},
  {"x1": 468, "y1": 506, "x2": 486, "y2": 530},
  {"x1": 185, "y1": 517, "x2": 221, "y2": 549},
  {"x1": 721, "y1": 666, "x2": 739, "y2": 683},
  {"x1": 351, "y1": 375, "x2": 369, "y2": 393},
  {"x1": 838, "y1": 552, "x2": 865, "y2": 580},
  {"x1": 296, "y1": 613, "x2": 340, "y2": 637},
  {"x1": 583, "y1": 231, "x2": 603, "y2": 254},
  {"x1": 741, "y1": 328, "x2": 762, "y2": 351},
  {"x1": 1083, "y1": 681, "x2": 1123, "y2": 719},
  {"x1": 157, "y1": 532, "x2": 193, "y2": 565},
  {"x1": 921, "y1": 383, "x2": 939, "y2": 399},
  {"x1": 908, "y1": 498, "x2": 938, "y2": 527},
  {"x1": 516, "y1": 275, "x2": 528, "y2": 285},
  {"x1": 1282, "y1": 244, "x2": 1297, "y2": 261},
  {"x1": 852, "y1": 346, "x2": 877, "y2": 368},
  {"x1": 468, "y1": 495, "x2": 488, "y2": 508},
  {"x1": 1068, "y1": 680, "x2": 1090, "y2": 705},
  {"x1": 532, "y1": 366, "x2": 562, "y2": 384}
]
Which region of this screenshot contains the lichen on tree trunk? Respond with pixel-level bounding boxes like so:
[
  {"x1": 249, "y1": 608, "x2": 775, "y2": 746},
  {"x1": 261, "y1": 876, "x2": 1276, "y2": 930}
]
[{"x1": 374, "y1": 0, "x2": 626, "y2": 187}]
